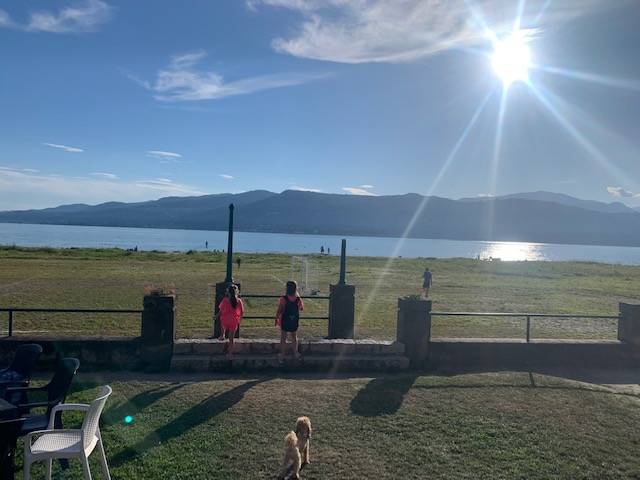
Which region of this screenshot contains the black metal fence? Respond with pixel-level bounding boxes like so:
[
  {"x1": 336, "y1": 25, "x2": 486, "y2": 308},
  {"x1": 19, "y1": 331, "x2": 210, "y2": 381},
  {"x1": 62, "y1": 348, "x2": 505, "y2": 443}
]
[
  {"x1": 430, "y1": 311, "x2": 621, "y2": 342},
  {"x1": 1, "y1": 305, "x2": 621, "y2": 341},
  {"x1": 1, "y1": 307, "x2": 143, "y2": 337},
  {"x1": 240, "y1": 294, "x2": 330, "y2": 320}
]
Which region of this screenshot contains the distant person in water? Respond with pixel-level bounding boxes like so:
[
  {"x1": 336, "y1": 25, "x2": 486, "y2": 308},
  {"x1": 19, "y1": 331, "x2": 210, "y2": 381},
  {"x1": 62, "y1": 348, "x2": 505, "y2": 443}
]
[
  {"x1": 327, "y1": 247, "x2": 330, "y2": 255},
  {"x1": 236, "y1": 257, "x2": 241, "y2": 270},
  {"x1": 422, "y1": 267, "x2": 432, "y2": 298},
  {"x1": 205, "y1": 241, "x2": 208, "y2": 249},
  {"x1": 320, "y1": 246, "x2": 324, "y2": 254},
  {"x1": 275, "y1": 280, "x2": 304, "y2": 360}
]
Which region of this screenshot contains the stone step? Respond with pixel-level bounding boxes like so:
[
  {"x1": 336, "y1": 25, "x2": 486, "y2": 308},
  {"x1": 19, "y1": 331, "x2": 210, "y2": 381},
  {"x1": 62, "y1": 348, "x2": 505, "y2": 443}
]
[
  {"x1": 171, "y1": 354, "x2": 410, "y2": 373},
  {"x1": 174, "y1": 338, "x2": 404, "y2": 356}
]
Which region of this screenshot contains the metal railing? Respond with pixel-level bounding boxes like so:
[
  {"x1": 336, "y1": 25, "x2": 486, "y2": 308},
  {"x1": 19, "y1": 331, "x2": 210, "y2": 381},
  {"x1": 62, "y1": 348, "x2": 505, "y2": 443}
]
[
  {"x1": 430, "y1": 311, "x2": 621, "y2": 342},
  {"x1": 1, "y1": 307, "x2": 143, "y2": 337},
  {"x1": 240, "y1": 294, "x2": 330, "y2": 320}
]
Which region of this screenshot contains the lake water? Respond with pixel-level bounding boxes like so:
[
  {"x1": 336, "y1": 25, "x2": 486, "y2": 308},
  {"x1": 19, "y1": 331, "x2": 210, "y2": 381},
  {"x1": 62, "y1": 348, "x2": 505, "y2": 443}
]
[{"x1": 1, "y1": 222, "x2": 640, "y2": 265}]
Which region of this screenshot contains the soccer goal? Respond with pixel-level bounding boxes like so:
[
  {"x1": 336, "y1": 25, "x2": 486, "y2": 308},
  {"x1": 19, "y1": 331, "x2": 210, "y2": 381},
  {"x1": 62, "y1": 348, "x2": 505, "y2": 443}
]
[{"x1": 290, "y1": 255, "x2": 319, "y2": 295}]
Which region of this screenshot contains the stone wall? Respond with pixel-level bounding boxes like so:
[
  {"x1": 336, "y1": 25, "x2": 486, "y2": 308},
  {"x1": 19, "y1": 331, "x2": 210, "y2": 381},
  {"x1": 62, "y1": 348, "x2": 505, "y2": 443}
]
[
  {"x1": 428, "y1": 339, "x2": 640, "y2": 370},
  {"x1": 0, "y1": 293, "x2": 176, "y2": 372},
  {"x1": 0, "y1": 337, "x2": 143, "y2": 371}
]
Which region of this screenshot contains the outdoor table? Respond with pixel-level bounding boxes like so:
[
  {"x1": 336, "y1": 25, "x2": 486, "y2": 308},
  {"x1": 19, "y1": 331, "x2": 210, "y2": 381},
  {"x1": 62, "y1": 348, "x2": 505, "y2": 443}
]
[{"x1": 0, "y1": 398, "x2": 19, "y2": 480}]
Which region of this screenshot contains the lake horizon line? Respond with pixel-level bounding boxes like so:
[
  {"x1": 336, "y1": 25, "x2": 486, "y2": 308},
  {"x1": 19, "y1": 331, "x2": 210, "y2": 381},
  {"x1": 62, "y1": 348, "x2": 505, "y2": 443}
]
[{"x1": 2, "y1": 222, "x2": 640, "y2": 265}]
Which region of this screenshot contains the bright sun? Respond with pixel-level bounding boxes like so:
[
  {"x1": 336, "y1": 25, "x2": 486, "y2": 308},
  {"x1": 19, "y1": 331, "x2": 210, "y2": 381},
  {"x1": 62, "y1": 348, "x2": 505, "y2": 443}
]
[{"x1": 491, "y1": 31, "x2": 531, "y2": 86}]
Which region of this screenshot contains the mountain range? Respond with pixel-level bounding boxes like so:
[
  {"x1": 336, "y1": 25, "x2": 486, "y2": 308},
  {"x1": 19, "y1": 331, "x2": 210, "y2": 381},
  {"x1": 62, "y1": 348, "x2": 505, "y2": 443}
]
[{"x1": 1, "y1": 190, "x2": 639, "y2": 247}]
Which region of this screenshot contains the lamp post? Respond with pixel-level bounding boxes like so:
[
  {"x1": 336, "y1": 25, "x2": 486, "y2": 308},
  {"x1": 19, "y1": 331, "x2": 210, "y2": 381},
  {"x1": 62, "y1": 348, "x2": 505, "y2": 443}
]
[
  {"x1": 225, "y1": 203, "x2": 234, "y2": 283},
  {"x1": 338, "y1": 238, "x2": 346, "y2": 285},
  {"x1": 214, "y1": 203, "x2": 240, "y2": 338}
]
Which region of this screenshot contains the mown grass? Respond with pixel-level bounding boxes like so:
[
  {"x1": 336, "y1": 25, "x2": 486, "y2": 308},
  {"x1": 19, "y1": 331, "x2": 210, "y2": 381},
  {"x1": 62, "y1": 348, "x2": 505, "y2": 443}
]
[
  {"x1": 0, "y1": 246, "x2": 638, "y2": 340},
  {"x1": 14, "y1": 371, "x2": 640, "y2": 479}
]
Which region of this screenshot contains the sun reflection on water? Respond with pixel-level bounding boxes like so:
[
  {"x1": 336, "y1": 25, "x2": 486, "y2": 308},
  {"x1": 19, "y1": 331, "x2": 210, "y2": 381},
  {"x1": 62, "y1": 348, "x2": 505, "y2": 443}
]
[{"x1": 479, "y1": 241, "x2": 544, "y2": 262}]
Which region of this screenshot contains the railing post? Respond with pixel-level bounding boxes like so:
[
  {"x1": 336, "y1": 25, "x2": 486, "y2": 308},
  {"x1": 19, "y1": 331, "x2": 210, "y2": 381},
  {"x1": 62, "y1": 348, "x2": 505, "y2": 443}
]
[
  {"x1": 140, "y1": 293, "x2": 176, "y2": 371},
  {"x1": 328, "y1": 239, "x2": 355, "y2": 338},
  {"x1": 618, "y1": 303, "x2": 640, "y2": 346},
  {"x1": 397, "y1": 297, "x2": 431, "y2": 368},
  {"x1": 8, "y1": 309, "x2": 13, "y2": 337},
  {"x1": 526, "y1": 316, "x2": 530, "y2": 343}
]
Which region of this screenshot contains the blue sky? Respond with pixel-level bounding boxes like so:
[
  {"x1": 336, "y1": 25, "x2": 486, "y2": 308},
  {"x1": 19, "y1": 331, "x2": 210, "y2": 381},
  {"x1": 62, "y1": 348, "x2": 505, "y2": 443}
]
[{"x1": 1, "y1": 0, "x2": 639, "y2": 209}]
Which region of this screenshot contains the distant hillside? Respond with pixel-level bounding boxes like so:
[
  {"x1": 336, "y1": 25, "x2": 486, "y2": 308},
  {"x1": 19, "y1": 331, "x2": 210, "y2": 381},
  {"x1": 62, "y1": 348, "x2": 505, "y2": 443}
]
[
  {"x1": 1, "y1": 190, "x2": 640, "y2": 247},
  {"x1": 0, "y1": 190, "x2": 276, "y2": 230},
  {"x1": 460, "y1": 191, "x2": 635, "y2": 214}
]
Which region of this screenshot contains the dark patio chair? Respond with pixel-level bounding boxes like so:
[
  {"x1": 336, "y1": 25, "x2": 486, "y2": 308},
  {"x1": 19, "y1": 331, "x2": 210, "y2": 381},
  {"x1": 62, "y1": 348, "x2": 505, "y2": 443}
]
[
  {"x1": 0, "y1": 344, "x2": 43, "y2": 396},
  {"x1": 0, "y1": 417, "x2": 25, "y2": 480},
  {"x1": 5, "y1": 357, "x2": 80, "y2": 435}
]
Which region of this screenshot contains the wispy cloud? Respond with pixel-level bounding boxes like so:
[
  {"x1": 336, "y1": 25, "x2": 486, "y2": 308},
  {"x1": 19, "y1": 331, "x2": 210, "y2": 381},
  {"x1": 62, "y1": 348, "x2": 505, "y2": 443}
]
[
  {"x1": 251, "y1": 0, "x2": 613, "y2": 64},
  {"x1": 219, "y1": 174, "x2": 235, "y2": 180},
  {"x1": 146, "y1": 150, "x2": 183, "y2": 161},
  {"x1": 290, "y1": 185, "x2": 322, "y2": 193},
  {"x1": 607, "y1": 186, "x2": 639, "y2": 198},
  {"x1": 0, "y1": 167, "x2": 205, "y2": 210},
  {"x1": 0, "y1": 0, "x2": 113, "y2": 34},
  {"x1": 342, "y1": 186, "x2": 377, "y2": 196},
  {"x1": 0, "y1": 166, "x2": 38, "y2": 173},
  {"x1": 130, "y1": 50, "x2": 329, "y2": 102},
  {"x1": 0, "y1": 166, "x2": 39, "y2": 174},
  {"x1": 91, "y1": 172, "x2": 118, "y2": 180},
  {"x1": 358, "y1": 184, "x2": 374, "y2": 189},
  {"x1": 134, "y1": 178, "x2": 202, "y2": 194},
  {"x1": 44, "y1": 142, "x2": 84, "y2": 153},
  {"x1": 0, "y1": 10, "x2": 12, "y2": 28}
]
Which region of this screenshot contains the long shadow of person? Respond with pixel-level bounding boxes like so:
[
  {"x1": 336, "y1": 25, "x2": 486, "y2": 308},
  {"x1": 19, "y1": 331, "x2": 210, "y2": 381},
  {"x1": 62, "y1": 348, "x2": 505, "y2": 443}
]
[
  {"x1": 110, "y1": 378, "x2": 266, "y2": 467},
  {"x1": 350, "y1": 375, "x2": 418, "y2": 417}
]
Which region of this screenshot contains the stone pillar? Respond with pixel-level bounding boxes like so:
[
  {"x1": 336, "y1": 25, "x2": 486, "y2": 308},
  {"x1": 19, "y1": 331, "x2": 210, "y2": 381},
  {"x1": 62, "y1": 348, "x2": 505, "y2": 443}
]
[
  {"x1": 397, "y1": 298, "x2": 431, "y2": 368},
  {"x1": 618, "y1": 303, "x2": 640, "y2": 345},
  {"x1": 140, "y1": 293, "x2": 175, "y2": 370},
  {"x1": 328, "y1": 283, "x2": 355, "y2": 339},
  {"x1": 213, "y1": 282, "x2": 241, "y2": 338}
]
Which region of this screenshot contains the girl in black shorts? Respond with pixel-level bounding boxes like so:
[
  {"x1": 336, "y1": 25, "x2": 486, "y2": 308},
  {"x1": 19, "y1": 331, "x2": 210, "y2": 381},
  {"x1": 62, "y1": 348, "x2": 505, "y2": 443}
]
[{"x1": 276, "y1": 281, "x2": 304, "y2": 359}]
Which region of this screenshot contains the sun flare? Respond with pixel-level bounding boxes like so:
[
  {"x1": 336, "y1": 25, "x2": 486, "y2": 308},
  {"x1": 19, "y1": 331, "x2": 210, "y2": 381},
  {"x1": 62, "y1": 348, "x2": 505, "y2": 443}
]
[{"x1": 491, "y1": 31, "x2": 531, "y2": 86}]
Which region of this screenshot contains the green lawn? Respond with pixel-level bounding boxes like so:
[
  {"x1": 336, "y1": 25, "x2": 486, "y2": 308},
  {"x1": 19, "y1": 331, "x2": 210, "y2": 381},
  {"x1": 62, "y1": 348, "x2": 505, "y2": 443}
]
[
  {"x1": 0, "y1": 246, "x2": 638, "y2": 340},
  {"x1": 15, "y1": 370, "x2": 640, "y2": 479}
]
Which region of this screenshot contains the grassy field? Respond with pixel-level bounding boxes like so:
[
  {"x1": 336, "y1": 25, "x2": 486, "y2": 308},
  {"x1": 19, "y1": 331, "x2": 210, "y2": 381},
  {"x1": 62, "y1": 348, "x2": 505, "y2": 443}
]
[
  {"x1": 13, "y1": 370, "x2": 640, "y2": 479},
  {"x1": 0, "y1": 246, "x2": 638, "y2": 340}
]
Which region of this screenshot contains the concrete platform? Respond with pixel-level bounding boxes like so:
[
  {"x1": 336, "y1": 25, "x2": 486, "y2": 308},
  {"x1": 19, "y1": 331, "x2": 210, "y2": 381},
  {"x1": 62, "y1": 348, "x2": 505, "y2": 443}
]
[
  {"x1": 171, "y1": 338, "x2": 409, "y2": 372},
  {"x1": 174, "y1": 338, "x2": 404, "y2": 355}
]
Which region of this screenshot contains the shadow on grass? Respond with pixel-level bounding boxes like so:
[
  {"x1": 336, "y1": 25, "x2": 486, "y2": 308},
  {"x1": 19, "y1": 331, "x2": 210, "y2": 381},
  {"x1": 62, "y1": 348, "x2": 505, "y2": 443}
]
[
  {"x1": 104, "y1": 383, "x2": 184, "y2": 425},
  {"x1": 411, "y1": 370, "x2": 640, "y2": 398},
  {"x1": 110, "y1": 378, "x2": 266, "y2": 467},
  {"x1": 350, "y1": 375, "x2": 418, "y2": 417}
]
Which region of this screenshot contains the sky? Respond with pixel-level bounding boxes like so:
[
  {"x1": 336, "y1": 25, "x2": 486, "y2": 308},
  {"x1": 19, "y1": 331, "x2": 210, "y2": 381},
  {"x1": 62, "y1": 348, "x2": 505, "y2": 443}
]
[{"x1": 1, "y1": 0, "x2": 639, "y2": 210}]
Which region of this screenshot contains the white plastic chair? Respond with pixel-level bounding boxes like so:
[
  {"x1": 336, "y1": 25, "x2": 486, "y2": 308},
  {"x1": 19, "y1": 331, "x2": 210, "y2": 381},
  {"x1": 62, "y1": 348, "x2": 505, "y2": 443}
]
[{"x1": 23, "y1": 385, "x2": 112, "y2": 480}]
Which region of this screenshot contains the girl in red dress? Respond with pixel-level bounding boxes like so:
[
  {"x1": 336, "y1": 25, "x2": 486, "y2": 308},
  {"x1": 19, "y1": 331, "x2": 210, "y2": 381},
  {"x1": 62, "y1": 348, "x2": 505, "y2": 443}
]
[{"x1": 217, "y1": 284, "x2": 244, "y2": 358}]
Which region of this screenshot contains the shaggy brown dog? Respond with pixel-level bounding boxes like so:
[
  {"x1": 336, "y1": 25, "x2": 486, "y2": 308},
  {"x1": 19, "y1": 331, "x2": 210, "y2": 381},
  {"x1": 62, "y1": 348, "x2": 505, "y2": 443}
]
[
  {"x1": 278, "y1": 431, "x2": 301, "y2": 480},
  {"x1": 294, "y1": 416, "x2": 312, "y2": 468}
]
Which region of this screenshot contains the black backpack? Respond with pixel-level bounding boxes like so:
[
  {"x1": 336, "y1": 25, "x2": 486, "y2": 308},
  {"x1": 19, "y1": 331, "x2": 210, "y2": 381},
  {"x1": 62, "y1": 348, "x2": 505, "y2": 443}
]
[{"x1": 282, "y1": 296, "x2": 300, "y2": 323}]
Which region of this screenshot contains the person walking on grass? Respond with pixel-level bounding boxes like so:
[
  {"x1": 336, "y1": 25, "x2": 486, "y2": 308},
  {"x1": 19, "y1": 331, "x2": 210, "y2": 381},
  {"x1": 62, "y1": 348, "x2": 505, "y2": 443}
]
[
  {"x1": 276, "y1": 280, "x2": 304, "y2": 360},
  {"x1": 422, "y1": 267, "x2": 432, "y2": 299},
  {"x1": 216, "y1": 284, "x2": 244, "y2": 358}
]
